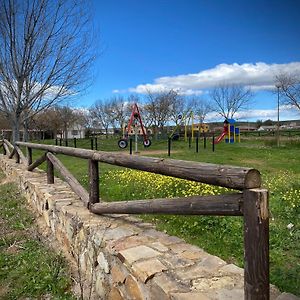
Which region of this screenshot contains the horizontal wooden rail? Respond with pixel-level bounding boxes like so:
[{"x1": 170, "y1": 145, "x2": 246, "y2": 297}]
[
  {"x1": 90, "y1": 193, "x2": 243, "y2": 215},
  {"x1": 16, "y1": 142, "x2": 261, "y2": 190}
]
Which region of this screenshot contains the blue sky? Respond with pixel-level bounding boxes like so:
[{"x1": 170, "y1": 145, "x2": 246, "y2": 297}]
[{"x1": 80, "y1": 0, "x2": 300, "y2": 121}]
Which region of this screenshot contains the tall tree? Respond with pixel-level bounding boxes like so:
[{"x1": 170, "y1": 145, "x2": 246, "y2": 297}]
[
  {"x1": 89, "y1": 100, "x2": 113, "y2": 137},
  {"x1": 144, "y1": 89, "x2": 174, "y2": 132},
  {"x1": 109, "y1": 96, "x2": 130, "y2": 130},
  {"x1": 0, "y1": 0, "x2": 95, "y2": 142},
  {"x1": 55, "y1": 106, "x2": 77, "y2": 140},
  {"x1": 168, "y1": 91, "x2": 187, "y2": 126},
  {"x1": 190, "y1": 96, "x2": 212, "y2": 123},
  {"x1": 209, "y1": 83, "x2": 253, "y2": 119},
  {"x1": 275, "y1": 73, "x2": 300, "y2": 111}
]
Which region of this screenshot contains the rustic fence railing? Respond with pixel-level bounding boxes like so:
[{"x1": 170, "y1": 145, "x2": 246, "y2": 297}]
[{"x1": 1, "y1": 139, "x2": 269, "y2": 300}]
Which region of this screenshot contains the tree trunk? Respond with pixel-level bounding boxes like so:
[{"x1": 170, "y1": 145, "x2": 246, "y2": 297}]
[
  {"x1": 23, "y1": 119, "x2": 29, "y2": 142},
  {"x1": 12, "y1": 117, "x2": 20, "y2": 143}
]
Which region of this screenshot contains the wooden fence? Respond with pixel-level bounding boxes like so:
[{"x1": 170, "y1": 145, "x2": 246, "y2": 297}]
[{"x1": 1, "y1": 139, "x2": 269, "y2": 300}]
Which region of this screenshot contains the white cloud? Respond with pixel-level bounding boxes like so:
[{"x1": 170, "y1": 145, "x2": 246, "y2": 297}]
[
  {"x1": 128, "y1": 62, "x2": 300, "y2": 95},
  {"x1": 204, "y1": 105, "x2": 300, "y2": 122}
]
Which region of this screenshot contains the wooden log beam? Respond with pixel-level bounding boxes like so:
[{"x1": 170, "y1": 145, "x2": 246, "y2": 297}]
[
  {"x1": 46, "y1": 152, "x2": 89, "y2": 206},
  {"x1": 243, "y1": 188, "x2": 269, "y2": 300},
  {"x1": 4, "y1": 139, "x2": 14, "y2": 149},
  {"x1": 16, "y1": 142, "x2": 261, "y2": 190},
  {"x1": 8, "y1": 148, "x2": 16, "y2": 159},
  {"x1": 15, "y1": 145, "x2": 27, "y2": 164},
  {"x1": 90, "y1": 193, "x2": 243, "y2": 215},
  {"x1": 47, "y1": 155, "x2": 54, "y2": 184},
  {"x1": 3, "y1": 143, "x2": 10, "y2": 156},
  {"x1": 27, "y1": 153, "x2": 47, "y2": 171},
  {"x1": 27, "y1": 147, "x2": 32, "y2": 166},
  {"x1": 89, "y1": 159, "x2": 99, "y2": 204}
]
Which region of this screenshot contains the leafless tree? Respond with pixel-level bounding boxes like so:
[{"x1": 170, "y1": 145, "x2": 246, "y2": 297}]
[
  {"x1": 189, "y1": 96, "x2": 212, "y2": 123},
  {"x1": 168, "y1": 91, "x2": 187, "y2": 126},
  {"x1": 275, "y1": 73, "x2": 300, "y2": 111},
  {"x1": 209, "y1": 83, "x2": 253, "y2": 119},
  {"x1": 109, "y1": 96, "x2": 130, "y2": 130},
  {"x1": 144, "y1": 89, "x2": 174, "y2": 132},
  {"x1": 89, "y1": 100, "x2": 113, "y2": 136},
  {"x1": 0, "y1": 0, "x2": 95, "y2": 142}
]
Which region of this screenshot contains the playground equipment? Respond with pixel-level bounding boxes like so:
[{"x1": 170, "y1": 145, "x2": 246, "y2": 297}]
[
  {"x1": 167, "y1": 111, "x2": 192, "y2": 141},
  {"x1": 118, "y1": 103, "x2": 151, "y2": 149},
  {"x1": 185, "y1": 112, "x2": 209, "y2": 142},
  {"x1": 214, "y1": 118, "x2": 240, "y2": 144}
]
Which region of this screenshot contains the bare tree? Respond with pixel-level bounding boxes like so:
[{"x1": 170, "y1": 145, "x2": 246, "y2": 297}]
[
  {"x1": 189, "y1": 96, "x2": 212, "y2": 123},
  {"x1": 209, "y1": 83, "x2": 253, "y2": 119},
  {"x1": 144, "y1": 90, "x2": 174, "y2": 132},
  {"x1": 168, "y1": 91, "x2": 187, "y2": 126},
  {"x1": 0, "y1": 0, "x2": 95, "y2": 142},
  {"x1": 89, "y1": 100, "x2": 113, "y2": 137},
  {"x1": 275, "y1": 73, "x2": 300, "y2": 111},
  {"x1": 56, "y1": 106, "x2": 77, "y2": 140},
  {"x1": 109, "y1": 96, "x2": 130, "y2": 130}
]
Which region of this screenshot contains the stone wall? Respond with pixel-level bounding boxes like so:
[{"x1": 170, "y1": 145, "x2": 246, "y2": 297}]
[{"x1": 0, "y1": 155, "x2": 287, "y2": 300}]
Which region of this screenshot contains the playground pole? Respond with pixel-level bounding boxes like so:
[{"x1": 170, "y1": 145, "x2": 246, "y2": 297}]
[
  {"x1": 129, "y1": 138, "x2": 133, "y2": 155},
  {"x1": 135, "y1": 129, "x2": 138, "y2": 153},
  {"x1": 234, "y1": 125, "x2": 236, "y2": 143},
  {"x1": 191, "y1": 112, "x2": 194, "y2": 142}
]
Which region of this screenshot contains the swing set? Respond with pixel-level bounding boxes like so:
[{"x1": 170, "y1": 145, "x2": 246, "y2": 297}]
[{"x1": 118, "y1": 103, "x2": 151, "y2": 149}]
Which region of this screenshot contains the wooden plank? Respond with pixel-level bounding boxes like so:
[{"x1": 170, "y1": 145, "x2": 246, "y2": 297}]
[
  {"x1": 243, "y1": 188, "x2": 269, "y2": 300},
  {"x1": 46, "y1": 152, "x2": 89, "y2": 206},
  {"x1": 89, "y1": 159, "x2": 99, "y2": 204},
  {"x1": 90, "y1": 193, "x2": 243, "y2": 215},
  {"x1": 28, "y1": 153, "x2": 47, "y2": 171},
  {"x1": 16, "y1": 142, "x2": 261, "y2": 190}
]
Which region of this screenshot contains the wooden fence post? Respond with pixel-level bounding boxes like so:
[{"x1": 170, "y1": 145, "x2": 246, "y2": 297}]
[
  {"x1": 89, "y1": 159, "x2": 99, "y2": 204},
  {"x1": 27, "y1": 147, "x2": 32, "y2": 166},
  {"x1": 95, "y1": 137, "x2": 98, "y2": 150},
  {"x1": 47, "y1": 154, "x2": 54, "y2": 184},
  {"x1": 15, "y1": 148, "x2": 20, "y2": 163},
  {"x1": 91, "y1": 138, "x2": 94, "y2": 150},
  {"x1": 243, "y1": 188, "x2": 269, "y2": 300}
]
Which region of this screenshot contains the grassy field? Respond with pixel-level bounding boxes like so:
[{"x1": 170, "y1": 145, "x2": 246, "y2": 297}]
[
  {"x1": 0, "y1": 170, "x2": 75, "y2": 299},
  {"x1": 17, "y1": 135, "x2": 300, "y2": 295}
]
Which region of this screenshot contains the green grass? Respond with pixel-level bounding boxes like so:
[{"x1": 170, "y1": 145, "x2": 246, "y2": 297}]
[
  {"x1": 0, "y1": 171, "x2": 75, "y2": 300},
  {"x1": 12, "y1": 136, "x2": 300, "y2": 296}
]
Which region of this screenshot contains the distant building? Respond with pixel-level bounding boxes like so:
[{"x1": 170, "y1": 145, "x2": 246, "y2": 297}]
[
  {"x1": 257, "y1": 126, "x2": 276, "y2": 132},
  {"x1": 57, "y1": 123, "x2": 85, "y2": 139}
]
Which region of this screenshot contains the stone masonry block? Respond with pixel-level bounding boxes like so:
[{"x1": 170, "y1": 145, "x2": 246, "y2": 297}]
[
  {"x1": 118, "y1": 245, "x2": 161, "y2": 265},
  {"x1": 171, "y1": 292, "x2": 212, "y2": 300},
  {"x1": 125, "y1": 274, "x2": 145, "y2": 300},
  {"x1": 132, "y1": 258, "x2": 167, "y2": 283}
]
